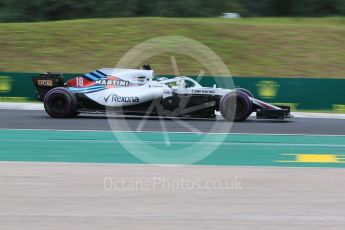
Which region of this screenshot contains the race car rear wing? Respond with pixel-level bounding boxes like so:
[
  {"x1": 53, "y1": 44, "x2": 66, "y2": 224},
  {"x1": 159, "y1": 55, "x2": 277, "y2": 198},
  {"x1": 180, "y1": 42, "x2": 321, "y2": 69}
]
[{"x1": 32, "y1": 72, "x2": 65, "y2": 101}]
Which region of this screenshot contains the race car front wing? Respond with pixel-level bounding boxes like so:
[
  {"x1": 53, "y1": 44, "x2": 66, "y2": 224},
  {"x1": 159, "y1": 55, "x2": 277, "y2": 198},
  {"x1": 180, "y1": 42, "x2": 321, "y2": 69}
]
[{"x1": 251, "y1": 98, "x2": 293, "y2": 119}]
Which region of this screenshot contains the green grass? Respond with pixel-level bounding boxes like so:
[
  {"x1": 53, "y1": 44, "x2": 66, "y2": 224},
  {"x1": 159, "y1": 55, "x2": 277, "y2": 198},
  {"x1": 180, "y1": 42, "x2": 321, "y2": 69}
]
[{"x1": 0, "y1": 17, "x2": 344, "y2": 78}]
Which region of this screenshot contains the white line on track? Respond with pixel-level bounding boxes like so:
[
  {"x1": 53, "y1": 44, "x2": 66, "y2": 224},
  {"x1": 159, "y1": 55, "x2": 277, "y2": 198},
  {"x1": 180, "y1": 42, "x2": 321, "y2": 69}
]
[
  {"x1": 1, "y1": 102, "x2": 345, "y2": 119},
  {"x1": 0, "y1": 161, "x2": 343, "y2": 170},
  {"x1": 1, "y1": 128, "x2": 345, "y2": 137},
  {"x1": 1, "y1": 138, "x2": 345, "y2": 148},
  {"x1": 0, "y1": 102, "x2": 44, "y2": 110}
]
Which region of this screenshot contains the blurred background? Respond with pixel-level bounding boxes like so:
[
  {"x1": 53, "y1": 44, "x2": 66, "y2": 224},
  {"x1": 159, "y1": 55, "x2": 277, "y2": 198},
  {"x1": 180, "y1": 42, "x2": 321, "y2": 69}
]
[
  {"x1": 1, "y1": 3, "x2": 345, "y2": 229},
  {"x1": 1, "y1": 0, "x2": 345, "y2": 21},
  {"x1": 0, "y1": 0, "x2": 344, "y2": 111},
  {"x1": 0, "y1": 0, "x2": 344, "y2": 76}
]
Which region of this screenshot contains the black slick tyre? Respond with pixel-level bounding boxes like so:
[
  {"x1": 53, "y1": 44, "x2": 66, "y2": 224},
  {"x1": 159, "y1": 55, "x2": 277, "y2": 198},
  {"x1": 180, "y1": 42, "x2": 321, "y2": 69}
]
[
  {"x1": 44, "y1": 87, "x2": 78, "y2": 118},
  {"x1": 220, "y1": 91, "x2": 252, "y2": 122}
]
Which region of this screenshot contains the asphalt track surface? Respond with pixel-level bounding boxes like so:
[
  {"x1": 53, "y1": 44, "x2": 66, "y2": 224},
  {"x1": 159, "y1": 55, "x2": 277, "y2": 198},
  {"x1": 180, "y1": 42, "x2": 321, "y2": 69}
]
[
  {"x1": 1, "y1": 109, "x2": 345, "y2": 230},
  {"x1": 1, "y1": 109, "x2": 345, "y2": 135}
]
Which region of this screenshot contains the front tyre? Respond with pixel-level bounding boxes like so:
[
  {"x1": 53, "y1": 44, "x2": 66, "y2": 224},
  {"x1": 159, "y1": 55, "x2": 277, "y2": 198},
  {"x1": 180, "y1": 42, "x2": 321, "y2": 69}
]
[
  {"x1": 236, "y1": 88, "x2": 254, "y2": 98},
  {"x1": 220, "y1": 91, "x2": 252, "y2": 122},
  {"x1": 44, "y1": 87, "x2": 78, "y2": 118},
  {"x1": 236, "y1": 88, "x2": 254, "y2": 117}
]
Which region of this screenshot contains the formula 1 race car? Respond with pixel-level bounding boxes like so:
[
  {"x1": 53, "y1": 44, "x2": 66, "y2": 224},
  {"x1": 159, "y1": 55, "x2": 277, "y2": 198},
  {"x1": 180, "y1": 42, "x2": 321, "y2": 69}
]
[{"x1": 32, "y1": 65, "x2": 292, "y2": 121}]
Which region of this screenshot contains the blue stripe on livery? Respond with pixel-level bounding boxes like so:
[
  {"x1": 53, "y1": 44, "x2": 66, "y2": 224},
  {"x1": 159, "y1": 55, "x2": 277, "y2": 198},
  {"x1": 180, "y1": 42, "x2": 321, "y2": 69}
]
[
  {"x1": 83, "y1": 73, "x2": 98, "y2": 81},
  {"x1": 91, "y1": 71, "x2": 107, "y2": 79},
  {"x1": 75, "y1": 88, "x2": 105, "y2": 94},
  {"x1": 82, "y1": 75, "x2": 94, "y2": 81},
  {"x1": 90, "y1": 72, "x2": 102, "y2": 79},
  {"x1": 68, "y1": 85, "x2": 105, "y2": 93},
  {"x1": 96, "y1": 70, "x2": 107, "y2": 77},
  {"x1": 69, "y1": 85, "x2": 104, "y2": 91}
]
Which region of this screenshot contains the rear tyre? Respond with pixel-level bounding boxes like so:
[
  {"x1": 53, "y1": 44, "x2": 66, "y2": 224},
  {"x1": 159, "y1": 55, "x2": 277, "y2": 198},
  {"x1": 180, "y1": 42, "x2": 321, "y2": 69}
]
[
  {"x1": 220, "y1": 91, "x2": 252, "y2": 122},
  {"x1": 44, "y1": 87, "x2": 78, "y2": 118}
]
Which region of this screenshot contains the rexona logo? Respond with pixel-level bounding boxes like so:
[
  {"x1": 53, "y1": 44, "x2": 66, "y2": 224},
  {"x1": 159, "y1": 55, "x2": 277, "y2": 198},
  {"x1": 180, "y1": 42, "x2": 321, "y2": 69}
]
[
  {"x1": 104, "y1": 94, "x2": 140, "y2": 103},
  {"x1": 96, "y1": 79, "x2": 129, "y2": 87}
]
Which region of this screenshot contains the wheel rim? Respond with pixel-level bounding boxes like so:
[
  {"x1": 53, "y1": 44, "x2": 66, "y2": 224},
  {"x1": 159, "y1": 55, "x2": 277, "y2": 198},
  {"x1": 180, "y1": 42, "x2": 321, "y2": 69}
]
[{"x1": 50, "y1": 95, "x2": 67, "y2": 114}]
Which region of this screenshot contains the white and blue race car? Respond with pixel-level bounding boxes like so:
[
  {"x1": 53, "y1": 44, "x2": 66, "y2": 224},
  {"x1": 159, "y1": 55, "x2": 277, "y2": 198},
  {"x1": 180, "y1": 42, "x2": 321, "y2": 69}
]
[{"x1": 32, "y1": 65, "x2": 292, "y2": 121}]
